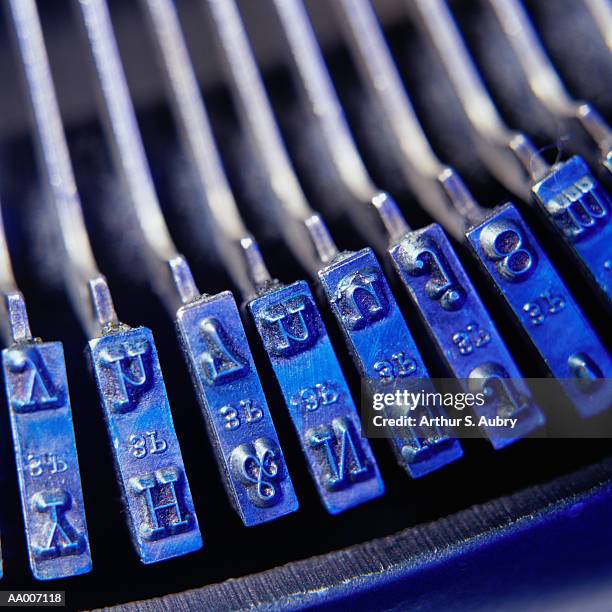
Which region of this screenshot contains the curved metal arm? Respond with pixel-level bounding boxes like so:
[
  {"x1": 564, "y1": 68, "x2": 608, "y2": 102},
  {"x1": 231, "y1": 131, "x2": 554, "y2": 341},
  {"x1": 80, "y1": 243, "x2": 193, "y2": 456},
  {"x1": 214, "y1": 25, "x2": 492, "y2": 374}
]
[
  {"x1": 75, "y1": 0, "x2": 200, "y2": 310},
  {"x1": 269, "y1": 0, "x2": 416, "y2": 247},
  {"x1": 583, "y1": 0, "x2": 612, "y2": 53},
  {"x1": 0, "y1": 202, "x2": 33, "y2": 345},
  {"x1": 271, "y1": 0, "x2": 378, "y2": 206},
  {"x1": 8, "y1": 0, "x2": 118, "y2": 338},
  {"x1": 487, "y1": 0, "x2": 612, "y2": 169},
  {"x1": 140, "y1": 0, "x2": 270, "y2": 297},
  {"x1": 332, "y1": 0, "x2": 483, "y2": 233},
  {"x1": 410, "y1": 0, "x2": 550, "y2": 192},
  {"x1": 204, "y1": 0, "x2": 338, "y2": 274}
]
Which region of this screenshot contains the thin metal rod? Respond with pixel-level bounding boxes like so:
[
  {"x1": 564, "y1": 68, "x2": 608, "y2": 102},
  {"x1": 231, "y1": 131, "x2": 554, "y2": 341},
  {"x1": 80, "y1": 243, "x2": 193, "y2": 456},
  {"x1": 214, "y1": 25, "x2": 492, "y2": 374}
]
[
  {"x1": 270, "y1": 0, "x2": 417, "y2": 247},
  {"x1": 410, "y1": 0, "x2": 550, "y2": 188},
  {"x1": 583, "y1": 0, "x2": 612, "y2": 52},
  {"x1": 271, "y1": 0, "x2": 378, "y2": 205},
  {"x1": 335, "y1": 0, "x2": 444, "y2": 179},
  {"x1": 140, "y1": 0, "x2": 267, "y2": 297},
  {"x1": 332, "y1": 0, "x2": 481, "y2": 234},
  {"x1": 487, "y1": 0, "x2": 612, "y2": 165},
  {"x1": 204, "y1": 0, "x2": 338, "y2": 273},
  {"x1": 8, "y1": 0, "x2": 118, "y2": 338},
  {"x1": 0, "y1": 202, "x2": 32, "y2": 344},
  {"x1": 75, "y1": 0, "x2": 199, "y2": 308},
  {"x1": 577, "y1": 104, "x2": 612, "y2": 171}
]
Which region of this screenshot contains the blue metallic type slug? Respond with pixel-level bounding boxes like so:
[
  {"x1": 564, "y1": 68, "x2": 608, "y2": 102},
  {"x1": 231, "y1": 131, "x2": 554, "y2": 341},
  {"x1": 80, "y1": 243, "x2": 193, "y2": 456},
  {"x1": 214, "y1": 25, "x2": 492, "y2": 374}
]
[
  {"x1": 467, "y1": 203, "x2": 612, "y2": 417},
  {"x1": 318, "y1": 248, "x2": 463, "y2": 476},
  {"x1": 88, "y1": 326, "x2": 202, "y2": 564},
  {"x1": 176, "y1": 291, "x2": 298, "y2": 525},
  {"x1": 248, "y1": 281, "x2": 384, "y2": 514},
  {"x1": 3, "y1": 340, "x2": 92, "y2": 580},
  {"x1": 389, "y1": 223, "x2": 545, "y2": 448},
  {"x1": 531, "y1": 156, "x2": 612, "y2": 306}
]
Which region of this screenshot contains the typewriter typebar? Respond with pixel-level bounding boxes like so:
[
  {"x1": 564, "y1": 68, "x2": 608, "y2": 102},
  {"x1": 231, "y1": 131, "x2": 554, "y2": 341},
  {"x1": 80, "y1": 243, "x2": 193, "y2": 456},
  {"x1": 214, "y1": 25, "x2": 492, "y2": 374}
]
[
  {"x1": 88, "y1": 326, "x2": 202, "y2": 563},
  {"x1": 10, "y1": 0, "x2": 203, "y2": 565},
  {"x1": 3, "y1": 341, "x2": 91, "y2": 580},
  {"x1": 531, "y1": 156, "x2": 612, "y2": 306},
  {"x1": 248, "y1": 280, "x2": 384, "y2": 514},
  {"x1": 0, "y1": 0, "x2": 610, "y2": 605},
  {"x1": 318, "y1": 247, "x2": 463, "y2": 474},
  {"x1": 2, "y1": 298, "x2": 91, "y2": 580},
  {"x1": 388, "y1": 218, "x2": 545, "y2": 447},
  {"x1": 327, "y1": 0, "x2": 544, "y2": 448},
  {"x1": 269, "y1": 0, "x2": 463, "y2": 475},
  {"x1": 75, "y1": 0, "x2": 300, "y2": 530},
  {"x1": 466, "y1": 203, "x2": 612, "y2": 417},
  {"x1": 176, "y1": 291, "x2": 298, "y2": 524}
]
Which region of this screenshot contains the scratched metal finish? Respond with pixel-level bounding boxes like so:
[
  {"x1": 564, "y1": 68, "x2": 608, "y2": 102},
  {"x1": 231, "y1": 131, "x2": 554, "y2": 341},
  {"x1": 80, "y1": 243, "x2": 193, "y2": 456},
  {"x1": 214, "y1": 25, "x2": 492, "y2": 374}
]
[
  {"x1": 389, "y1": 223, "x2": 544, "y2": 448},
  {"x1": 2, "y1": 342, "x2": 91, "y2": 580},
  {"x1": 176, "y1": 291, "x2": 298, "y2": 525},
  {"x1": 318, "y1": 248, "x2": 463, "y2": 476},
  {"x1": 467, "y1": 203, "x2": 612, "y2": 417},
  {"x1": 248, "y1": 281, "x2": 384, "y2": 514},
  {"x1": 531, "y1": 156, "x2": 612, "y2": 306},
  {"x1": 87, "y1": 326, "x2": 202, "y2": 563}
]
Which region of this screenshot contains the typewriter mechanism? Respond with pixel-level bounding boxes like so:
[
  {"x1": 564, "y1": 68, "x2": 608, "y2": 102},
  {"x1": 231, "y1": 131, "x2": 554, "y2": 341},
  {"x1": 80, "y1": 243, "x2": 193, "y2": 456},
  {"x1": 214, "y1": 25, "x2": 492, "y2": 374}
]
[{"x1": 0, "y1": 0, "x2": 609, "y2": 610}]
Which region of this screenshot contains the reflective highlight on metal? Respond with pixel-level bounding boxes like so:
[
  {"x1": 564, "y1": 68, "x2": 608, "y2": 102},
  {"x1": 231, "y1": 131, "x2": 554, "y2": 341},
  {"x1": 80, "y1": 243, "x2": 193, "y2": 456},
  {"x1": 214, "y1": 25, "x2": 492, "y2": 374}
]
[
  {"x1": 331, "y1": 0, "x2": 470, "y2": 239},
  {"x1": 381, "y1": 200, "x2": 544, "y2": 447},
  {"x1": 248, "y1": 281, "x2": 384, "y2": 513},
  {"x1": 531, "y1": 156, "x2": 612, "y2": 306},
  {"x1": 176, "y1": 291, "x2": 298, "y2": 525},
  {"x1": 6, "y1": 0, "x2": 96, "y2": 579},
  {"x1": 88, "y1": 326, "x2": 202, "y2": 563},
  {"x1": 467, "y1": 203, "x2": 612, "y2": 417},
  {"x1": 319, "y1": 248, "x2": 463, "y2": 475}
]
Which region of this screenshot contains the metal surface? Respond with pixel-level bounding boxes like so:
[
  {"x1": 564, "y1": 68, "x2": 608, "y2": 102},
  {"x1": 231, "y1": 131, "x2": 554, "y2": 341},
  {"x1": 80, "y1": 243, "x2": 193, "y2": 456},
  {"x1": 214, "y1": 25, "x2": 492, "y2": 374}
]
[
  {"x1": 410, "y1": 0, "x2": 550, "y2": 197},
  {"x1": 248, "y1": 280, "x2": 385, "y2": 513},
  {"x1": 486, "y1": 0, "x2": 612, "y2": 173},
  {"x1": 379, "y1": 196, "x2": 544, "y2": 448},
  {"x1": 270, "y1": 0, "x2": 462, "y2": 475},
  {"x1": 88, "y1": 326, "x2": 202, "y2": 563},
  {"x1": 583, "y1": 0, "x2": 612, "y2": 52},
  {"x1": 273, "y1": 0, "x2": 542, "y2": 448},
  {"x1": 140, "y1": 0, "x2": 299, "y2": 526},
  {"x1": 531, "y1": 155, "x2": 612, "y2": 306},
  {"x1": 331, "y1": 0, "x2": 480, "y2": 238},
  {"x1": 139, "y1": 0, "x2": 254, "y2": 297},
  {"x1": 75, "y1": 0, "x2": 195, "y2": 314},
  {"x1": 2, "y1": 341, "x2": 92, "y2": 580},
  {"x1": 11, "y1": 0, "x2": 202, "y2": 564},
  {"x1": 0, "y1": 0, "x2": 609, "y2": 605},
  {"x1": 7, "y1": 0, "x2": 118, "y2": 340},
  {"x1": 205, "y1": 0, "x2": 386, "y2": 511},
  {"x1": 466, "y1": 203, "x2": 612, "y2": 417},
  {"x1": 0, "y1": 203, "x2": 91, "y2": 580},
  {"x1": 412, "y1": 0, "x2": 612, "y2": 313},
  {"x1": 176, "y1": 291, "x2": 299, "y2": 524},
  {"x1": 318, "y1": 248, "x2": 463, "y2": 473},
  {"x1": 204, "y1": 0, "x2": 334, "y2": 276}
]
